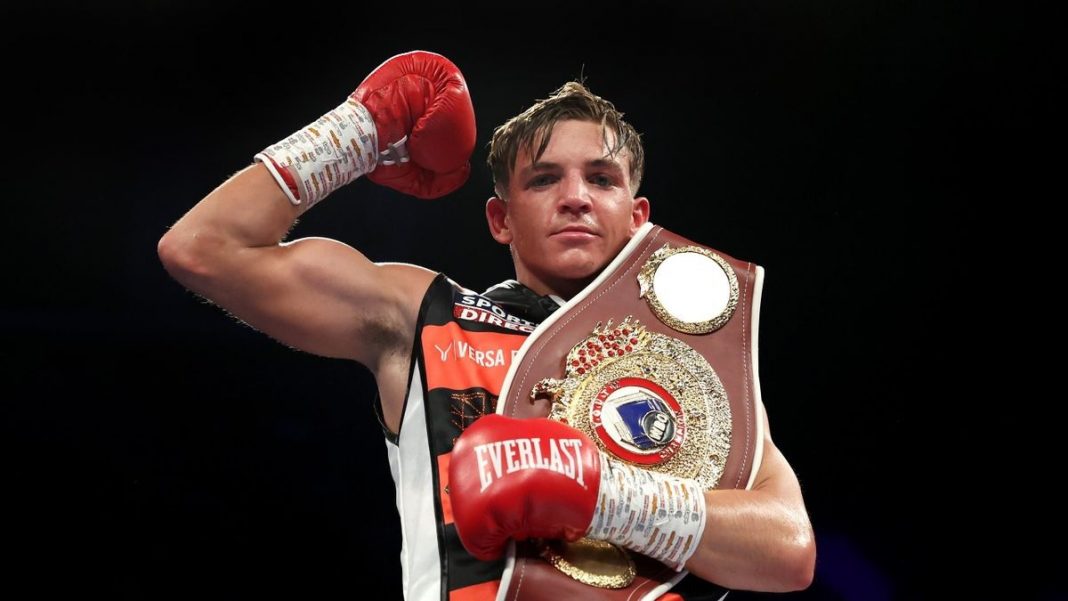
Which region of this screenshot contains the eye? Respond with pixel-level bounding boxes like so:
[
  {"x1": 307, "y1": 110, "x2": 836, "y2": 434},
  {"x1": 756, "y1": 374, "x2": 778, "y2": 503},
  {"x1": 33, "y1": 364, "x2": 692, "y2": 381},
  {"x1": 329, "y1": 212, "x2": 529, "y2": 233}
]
[
  {"x1": 528, "y1": 174, "x2": 556, "y2": 188},
  {"x1": 590, "y1": 174, "x2": 614, "y2": 187}
]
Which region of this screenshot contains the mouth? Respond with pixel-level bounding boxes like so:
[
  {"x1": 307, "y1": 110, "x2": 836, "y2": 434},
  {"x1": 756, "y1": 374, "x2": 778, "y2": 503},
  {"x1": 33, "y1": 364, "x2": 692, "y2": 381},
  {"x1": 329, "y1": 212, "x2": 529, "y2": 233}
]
[
  {"x1": 552, "y1": 225, "x2": 598, "y2": 236},
  {"x1": 550, "y1": 226, "x2": 598, "y2": 243}
]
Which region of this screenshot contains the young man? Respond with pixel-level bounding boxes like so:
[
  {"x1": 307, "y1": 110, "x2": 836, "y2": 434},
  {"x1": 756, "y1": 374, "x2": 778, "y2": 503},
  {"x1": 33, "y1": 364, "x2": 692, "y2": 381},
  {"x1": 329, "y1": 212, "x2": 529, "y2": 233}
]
[{"x1": 158, "y1": 51, "x2": 814, "y2": 600}]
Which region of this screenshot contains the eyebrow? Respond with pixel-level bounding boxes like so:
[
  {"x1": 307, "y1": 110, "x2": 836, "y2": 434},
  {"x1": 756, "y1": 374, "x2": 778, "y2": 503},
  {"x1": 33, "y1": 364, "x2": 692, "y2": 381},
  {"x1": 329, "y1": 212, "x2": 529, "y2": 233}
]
[{"x1": 520, "y1": 158, "x2": 626, "y2": 178}]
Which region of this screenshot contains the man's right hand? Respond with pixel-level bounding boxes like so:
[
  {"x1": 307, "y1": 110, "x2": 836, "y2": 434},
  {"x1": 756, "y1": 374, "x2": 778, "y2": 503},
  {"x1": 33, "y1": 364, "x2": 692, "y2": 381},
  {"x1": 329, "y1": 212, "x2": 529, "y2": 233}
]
[
  {"x1": 353, "y1": 50, "x2": 476, "y2": 199},
  {"x1": 257, "y1": 50, "x2": 476, "y2": 205},
  {"x1": 161, "y1": 51, "x2": 471, "y2": 435}
]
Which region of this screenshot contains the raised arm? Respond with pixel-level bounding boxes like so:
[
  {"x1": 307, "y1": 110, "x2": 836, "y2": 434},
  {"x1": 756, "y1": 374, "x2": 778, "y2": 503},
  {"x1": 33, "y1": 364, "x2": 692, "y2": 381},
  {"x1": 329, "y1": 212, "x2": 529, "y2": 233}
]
[
  {"x1": 157, "y1": 51, "x2": 476, "y2": 372},
  {"x1": 157, "y1": 163, "x2": 434, "y2": 366}
]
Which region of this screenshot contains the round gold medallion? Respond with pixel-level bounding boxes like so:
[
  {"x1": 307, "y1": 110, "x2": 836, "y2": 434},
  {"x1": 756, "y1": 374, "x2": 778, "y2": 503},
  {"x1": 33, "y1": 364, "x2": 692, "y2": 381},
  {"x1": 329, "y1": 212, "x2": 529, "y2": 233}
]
[
  {"x1": 532, "y1": 317, "x2": 731, "y2": 491},
  {"x1": 638, "y1": 244, "x2": 739, "y2": 334}
]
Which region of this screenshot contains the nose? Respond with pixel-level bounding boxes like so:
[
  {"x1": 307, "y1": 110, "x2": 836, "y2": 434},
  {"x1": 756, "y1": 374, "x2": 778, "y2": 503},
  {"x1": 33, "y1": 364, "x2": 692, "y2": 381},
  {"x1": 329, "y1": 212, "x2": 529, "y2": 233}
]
[{"x1": 558, "y1": 171, "x2": 592, "y2": 215}]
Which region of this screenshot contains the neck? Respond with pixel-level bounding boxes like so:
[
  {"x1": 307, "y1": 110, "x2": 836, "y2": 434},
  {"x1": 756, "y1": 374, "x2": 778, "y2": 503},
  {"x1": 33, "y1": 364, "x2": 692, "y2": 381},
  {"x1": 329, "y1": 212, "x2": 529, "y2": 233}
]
[{"x1": 515, "y1": 272, "x2": 592, "y2": 301}]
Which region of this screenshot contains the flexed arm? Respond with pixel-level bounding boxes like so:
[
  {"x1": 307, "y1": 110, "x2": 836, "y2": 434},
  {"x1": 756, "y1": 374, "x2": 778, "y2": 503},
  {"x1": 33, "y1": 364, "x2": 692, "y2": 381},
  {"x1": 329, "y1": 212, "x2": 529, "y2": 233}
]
[{"x1": 157, "y1": 52, "x2": 475, "y2": 368}]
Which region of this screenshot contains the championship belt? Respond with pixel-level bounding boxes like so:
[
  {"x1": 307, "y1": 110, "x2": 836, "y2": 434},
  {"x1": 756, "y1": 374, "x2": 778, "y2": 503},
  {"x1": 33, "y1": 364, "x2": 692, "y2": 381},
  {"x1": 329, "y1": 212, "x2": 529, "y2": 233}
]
[{"x1": 494, "y1": 223, "x2": 766, "y2": 601}]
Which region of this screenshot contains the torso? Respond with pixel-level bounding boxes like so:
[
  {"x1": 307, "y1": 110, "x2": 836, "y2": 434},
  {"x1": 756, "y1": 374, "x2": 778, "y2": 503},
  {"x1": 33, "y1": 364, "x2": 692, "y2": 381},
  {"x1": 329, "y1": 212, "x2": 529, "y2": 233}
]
[
  {"x1": 375, "y1": 274, "x2": 559, "y2": 601},
  {"x1": 376, "y1": 352, "x2": 411, "y2": 435}
]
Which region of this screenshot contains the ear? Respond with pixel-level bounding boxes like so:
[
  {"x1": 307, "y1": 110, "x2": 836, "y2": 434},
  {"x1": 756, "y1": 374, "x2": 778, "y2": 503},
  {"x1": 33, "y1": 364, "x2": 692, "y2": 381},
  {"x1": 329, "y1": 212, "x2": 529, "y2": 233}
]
[
  {"x1": 486, "y1": 196, "x2": 513, "y2": 244},
  {"x1": 629, "y1": 196, "x2": 651, "y2": 235}
]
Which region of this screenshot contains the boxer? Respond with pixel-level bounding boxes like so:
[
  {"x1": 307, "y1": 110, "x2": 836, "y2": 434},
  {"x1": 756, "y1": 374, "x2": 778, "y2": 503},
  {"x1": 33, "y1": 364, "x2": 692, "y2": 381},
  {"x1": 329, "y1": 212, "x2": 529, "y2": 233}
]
[{"x1": 158, "y1": 51, "x2": 814, "y2": 601}]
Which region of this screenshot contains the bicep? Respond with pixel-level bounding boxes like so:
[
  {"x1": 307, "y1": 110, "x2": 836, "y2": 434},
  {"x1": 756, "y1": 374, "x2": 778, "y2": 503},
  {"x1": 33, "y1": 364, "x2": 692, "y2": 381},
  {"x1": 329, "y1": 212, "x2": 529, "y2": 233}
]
[{"x1": 204, "y1": 236, "x2": 435, "y2": 367}]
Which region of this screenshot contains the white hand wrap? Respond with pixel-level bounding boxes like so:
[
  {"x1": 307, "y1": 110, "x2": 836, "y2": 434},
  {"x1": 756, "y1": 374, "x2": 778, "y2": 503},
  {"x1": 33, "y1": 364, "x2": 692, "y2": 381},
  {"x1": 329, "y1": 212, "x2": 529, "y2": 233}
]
[
  {"x1": 254, "y1": 99, "x2": 379, "y2": 209},
  {"x1": 588, "y1": 454, "x2": 707, "y2": 571}
]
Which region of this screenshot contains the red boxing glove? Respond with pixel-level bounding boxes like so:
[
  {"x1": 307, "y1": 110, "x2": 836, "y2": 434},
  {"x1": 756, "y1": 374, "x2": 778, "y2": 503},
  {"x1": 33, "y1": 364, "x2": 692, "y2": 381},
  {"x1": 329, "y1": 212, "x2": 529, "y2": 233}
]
[
  {"x1": 449, "y1": 415, "x2": 602, "y2": 561},
  {"x1": 450, "y1": 414, "x2": 709, "y2": 570},
  {"x1": 353, "y1": 50, "x2": 476, "y2": 199}
]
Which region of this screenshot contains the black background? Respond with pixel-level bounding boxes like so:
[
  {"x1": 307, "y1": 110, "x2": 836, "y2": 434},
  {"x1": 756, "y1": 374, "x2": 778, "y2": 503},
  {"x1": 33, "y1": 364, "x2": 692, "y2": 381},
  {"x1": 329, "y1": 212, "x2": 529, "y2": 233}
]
[{"x1": 2, "y1": 2, "x2": 1047, "y2": 600}]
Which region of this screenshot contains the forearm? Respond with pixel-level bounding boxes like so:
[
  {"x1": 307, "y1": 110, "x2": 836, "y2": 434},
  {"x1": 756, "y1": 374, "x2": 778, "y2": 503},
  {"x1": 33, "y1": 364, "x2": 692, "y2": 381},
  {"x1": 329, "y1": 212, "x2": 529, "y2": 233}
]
[
  {"x1": 161, "y1": 163, "x2": 302, "y2": 263},
  {"x1": 685, "y1": 487, "x2": 815, "y2": 592}
]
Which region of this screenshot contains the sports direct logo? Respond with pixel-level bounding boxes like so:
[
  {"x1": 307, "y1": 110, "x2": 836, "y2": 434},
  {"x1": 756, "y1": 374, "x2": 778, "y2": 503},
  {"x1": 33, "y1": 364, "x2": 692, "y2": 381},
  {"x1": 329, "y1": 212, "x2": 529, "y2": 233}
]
[
  {"x1": 454, "y1": 295, "x2": 536, "y2": 333},
  {"x1": 474, "y1": 437, "x2": 586, "y2": 492}
]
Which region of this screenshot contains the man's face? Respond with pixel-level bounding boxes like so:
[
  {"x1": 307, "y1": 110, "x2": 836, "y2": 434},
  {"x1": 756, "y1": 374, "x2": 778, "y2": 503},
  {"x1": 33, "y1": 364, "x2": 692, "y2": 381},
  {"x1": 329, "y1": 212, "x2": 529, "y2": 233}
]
[{"x1": 486, "y1": 119, "x2": 650, "y2": 297}]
